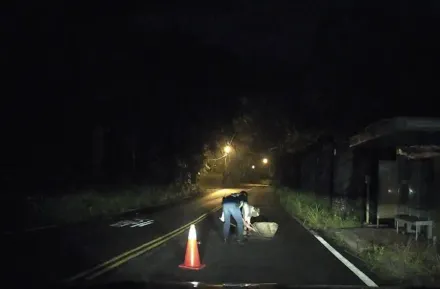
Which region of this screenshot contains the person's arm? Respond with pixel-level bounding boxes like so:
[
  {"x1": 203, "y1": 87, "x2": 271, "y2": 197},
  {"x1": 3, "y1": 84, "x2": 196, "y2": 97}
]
[
  {"x1": 220, "y1": 211, "x2": 225, "y2": 222},
  {"x1": 242, "y1": 216, "x2": 256, "y2": 231},
  {"x1": 242, "y1": 202, "x2": 250, "y2": 220}
]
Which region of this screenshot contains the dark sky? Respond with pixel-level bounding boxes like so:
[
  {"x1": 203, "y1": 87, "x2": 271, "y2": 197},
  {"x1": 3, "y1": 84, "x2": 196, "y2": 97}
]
[
  {"x1": 6, "y1": 1, "x2": 440, "y2": 124},
  {"x1": 132, "y1": 1, "x2": 440, "y2": 130},
  {"x1": 136, "y1": 2, "x2": 323, "y2": 64},
  {"x1": 3, "y1": 1, "x2": 440, "y2": 189}
]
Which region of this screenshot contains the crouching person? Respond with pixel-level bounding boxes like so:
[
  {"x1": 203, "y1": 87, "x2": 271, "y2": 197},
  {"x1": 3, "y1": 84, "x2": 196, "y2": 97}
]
[
  {"x1": 242, "y1": 201, "x2": 260, "y2": 236},
  {"x1": 221, "y1": 194, "x2": 245, "y2": 245},
  {"x1": 220, "y1": 190, "x2": 248, "y2": 220}
]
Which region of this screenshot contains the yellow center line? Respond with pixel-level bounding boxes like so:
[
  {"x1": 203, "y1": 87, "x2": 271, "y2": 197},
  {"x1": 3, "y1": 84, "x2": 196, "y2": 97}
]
[
  {"x1": 65, "y1": 205, "x2": 221, "y2": 282},
  {"x1": 86, "y1": 216, "x2": 207, "y2": 280}
]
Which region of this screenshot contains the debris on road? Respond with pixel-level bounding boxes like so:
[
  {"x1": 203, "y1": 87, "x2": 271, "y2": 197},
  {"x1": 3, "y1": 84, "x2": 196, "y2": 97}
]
[{"x1": 251, "y1": 222, "x2": 279, "y2": 238}]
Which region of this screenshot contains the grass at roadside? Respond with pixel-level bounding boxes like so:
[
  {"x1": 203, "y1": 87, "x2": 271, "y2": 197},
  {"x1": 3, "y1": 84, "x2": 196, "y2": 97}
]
[
  {"x1": 14, "y1": 183, "x2": 201, "y2": 228},
  {"x1": 360, "y1": 240, "x2": 440, "y2": 283},
  {"x1": 276, "y1": 186, "x2": 359, "y2": 230},
  {"x1": 276, "y1": 186, "x2": 440, "y2": 285}
]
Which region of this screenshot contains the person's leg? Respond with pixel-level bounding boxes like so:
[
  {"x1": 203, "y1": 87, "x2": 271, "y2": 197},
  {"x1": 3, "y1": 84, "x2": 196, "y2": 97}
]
[
  {"x1": 243, "y1": 214, "x2": 250, "y2": 236},
  {"x1": 240, "y1": 205, "x2": 249, "y2": 236},
  {"x1": 223, "y1": 203, "x2": 232, "y2": 241},
  {"x1": 230, "y1": 205, "x2": 244, "y2": 242}
]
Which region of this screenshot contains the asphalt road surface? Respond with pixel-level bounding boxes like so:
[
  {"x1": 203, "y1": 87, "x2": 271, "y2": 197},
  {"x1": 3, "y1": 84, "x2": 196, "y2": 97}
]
[{"x1": 5, "y1": 186, "x2": 378, "y2": 288}]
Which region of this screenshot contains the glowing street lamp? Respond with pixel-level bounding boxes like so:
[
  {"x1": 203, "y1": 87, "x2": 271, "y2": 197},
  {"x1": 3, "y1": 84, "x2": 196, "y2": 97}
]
[
  {"x1": 251, "y1": 165, "x2": 255, "y2": 169},
  {"x1": 224, "y1": 145, "x2": 232, "y2": 155},
  {"x1": 262, "y1": 158, "x2": 268, "y2": 164}
]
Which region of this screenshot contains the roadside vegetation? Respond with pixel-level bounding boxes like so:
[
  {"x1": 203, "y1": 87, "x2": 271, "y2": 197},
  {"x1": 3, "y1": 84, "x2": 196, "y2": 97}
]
[
  {"x1": 4, "y1": 173, "x2": 223, "y2": 232},
  {"x1": 276, "y1": 186, "x2": 440, "y2": 285},
  {"x1": 359, "y1": 239, "x2": 440, "y2": 284},
  {"x1": 276, "y1": 186, "x2": 359, "y2": 230},
  {"x1": 13, "y1": 183, "x2": 201, "y2": 229},
  {"x1": 260, "y1": 179, "x2": 272, "y2": 186}
]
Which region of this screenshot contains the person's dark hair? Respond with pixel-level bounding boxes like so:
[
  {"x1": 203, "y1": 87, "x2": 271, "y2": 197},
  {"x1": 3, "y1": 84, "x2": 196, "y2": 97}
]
[{"x1": 239, "y1": 191, "x2": 248, "y2": 201}]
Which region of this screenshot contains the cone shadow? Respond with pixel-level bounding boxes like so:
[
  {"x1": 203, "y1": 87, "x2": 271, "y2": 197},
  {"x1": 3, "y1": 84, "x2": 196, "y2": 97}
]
[{"x1": 196, "y1": 212, "x2": 219, "y2": 262}]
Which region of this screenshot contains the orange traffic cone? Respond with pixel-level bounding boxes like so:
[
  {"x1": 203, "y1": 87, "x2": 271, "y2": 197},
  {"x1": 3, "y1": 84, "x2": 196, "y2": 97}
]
[{"x1": 179, "y1": 224, "x2": 206, "y2": 270}]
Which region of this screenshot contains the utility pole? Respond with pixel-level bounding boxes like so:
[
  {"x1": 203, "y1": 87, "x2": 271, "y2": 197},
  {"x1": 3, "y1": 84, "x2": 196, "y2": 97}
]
[{"x1": 224, "y1": 154, "x2": 228, "y2": 172}]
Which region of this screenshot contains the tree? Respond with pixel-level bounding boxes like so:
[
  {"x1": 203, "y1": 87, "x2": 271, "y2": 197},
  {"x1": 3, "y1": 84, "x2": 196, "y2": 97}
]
[
  {"x1": 232, "y1": 97, "x2": 324, "y2": 155},
  {"x1": 282, "y1": 124, "x2": 324, "y2": 154}
]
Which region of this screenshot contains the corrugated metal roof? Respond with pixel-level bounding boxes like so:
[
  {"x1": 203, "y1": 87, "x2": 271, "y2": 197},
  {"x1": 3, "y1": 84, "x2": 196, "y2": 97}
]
[{"x1": 350, "y1": 117, "x2": 440, "y2": 148}]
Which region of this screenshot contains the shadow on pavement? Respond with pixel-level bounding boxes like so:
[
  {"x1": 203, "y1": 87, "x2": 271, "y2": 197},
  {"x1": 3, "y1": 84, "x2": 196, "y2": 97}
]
[
  {"x1": 252, "y1": 215, "x2": 269, "y2": 223},
  {"x1": 148, "y1": 272, "x2": 187, "y2": 283},
  {"x1": 197, "y1": 212, "x2": 222, "y2": 261}
]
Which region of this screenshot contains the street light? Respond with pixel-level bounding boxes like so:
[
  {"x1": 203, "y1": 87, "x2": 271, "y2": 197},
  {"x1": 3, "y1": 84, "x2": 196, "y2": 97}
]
[
  {"x1": 262, "y1": 158, "x2": 268, "y2": 164},
  {"x1": 251, "y1": 165, "x2": 255, "y2": 169},
  {"x1": 223, "y1": 145, "x2": 232, "y2": 176}
]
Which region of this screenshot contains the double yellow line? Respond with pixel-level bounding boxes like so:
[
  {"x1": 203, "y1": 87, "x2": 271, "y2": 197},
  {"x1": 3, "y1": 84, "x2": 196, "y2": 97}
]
[{"x1": 65, "y1": 205, "x2": 221, "y2": 282}]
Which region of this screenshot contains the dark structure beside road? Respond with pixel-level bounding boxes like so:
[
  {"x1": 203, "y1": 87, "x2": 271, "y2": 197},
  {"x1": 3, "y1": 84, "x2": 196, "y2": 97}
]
[{"x1": 279, "y1": 117, "x2": 440, "y2": 231}]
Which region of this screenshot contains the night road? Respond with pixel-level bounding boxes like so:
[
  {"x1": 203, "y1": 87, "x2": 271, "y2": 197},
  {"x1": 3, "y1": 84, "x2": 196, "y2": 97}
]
[
  {"x1": 6, "y1": 2, "x2": 440, "y2": 287},
  {"x1": 5, "y1": 186, "x2": 379, "y2": 288}
]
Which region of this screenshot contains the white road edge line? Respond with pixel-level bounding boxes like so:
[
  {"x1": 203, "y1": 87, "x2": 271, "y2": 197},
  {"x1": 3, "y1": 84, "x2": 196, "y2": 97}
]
[
  {"x1": 289, "y1": 214, "x2": 378, "y2": 287},
  {"x1": 312, "y1": 233, "x2": 378, "y2": 287}
]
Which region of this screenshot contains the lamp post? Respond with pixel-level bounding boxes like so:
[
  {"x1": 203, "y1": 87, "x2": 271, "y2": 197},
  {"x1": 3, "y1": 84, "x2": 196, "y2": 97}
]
[
  {"x1": 222, "y1": 145, "x2": 233, "y2": 185},
  {"x1": 224, "y1": 145, "x2": 232, "y2": 172},
  {"x1": 262, "y1": 158, "x2": 272, "y2": 176}
]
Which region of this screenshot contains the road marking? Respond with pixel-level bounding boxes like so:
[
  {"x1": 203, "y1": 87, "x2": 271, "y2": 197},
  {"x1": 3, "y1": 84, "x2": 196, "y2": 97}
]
[
  {"x1": 86, "y1": 221, "x2": 198, "y2": 279},
  {"x1": 109, "y1": 219, "x2": 154, "y2": 228},
  {"x1": 65, "y1": 205, "x2": 221, "y2": 282},
  {"x1": 288, "y1": 214, "x2": 378, "y2": 287},
  {"x1": 130, "y1": 220, "x2": 154, "y2": 228},
  {"x1": 313, "y1": 234, "x2": 378, "y2": 287}
]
